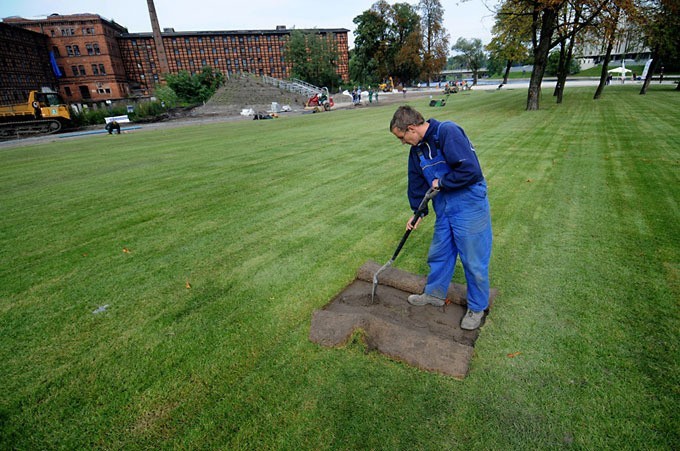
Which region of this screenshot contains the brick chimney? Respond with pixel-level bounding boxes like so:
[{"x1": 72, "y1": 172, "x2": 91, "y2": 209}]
[{"x1": 147, "y1": 0, "x2": 170, "y2": 77}]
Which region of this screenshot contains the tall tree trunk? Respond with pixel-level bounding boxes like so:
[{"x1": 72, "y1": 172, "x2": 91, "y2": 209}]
[
  {"x1": 640, "y1": 46, "x2": 660, "y2": 95},
  {"x1": 556, "y1": 33, "x2": 577, "y2": 104},
  {"x1": 527, "y1": 6, "x2": 559, "y2": 111},
  {"x1": 594, "y1": 6, "x2": 620, "y2": 100},
  {"x1": 554, "y1": 41, "x2": 567, "y2": 97},
  {"x1": 555, "y1": 6, "x2": 580, "y2": 104},
  {"x1": 503, "y1": 60, "x2": 512, "y2": 84}
]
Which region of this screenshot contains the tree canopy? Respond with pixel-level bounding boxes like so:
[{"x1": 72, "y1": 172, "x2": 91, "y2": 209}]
[
  {"x1": 164, "y1": 66, "x2": 225, "y2": 104},
  {"x1": 284, "y1": 30, "x2": 342, "y2": 90},
  {"x1": 350, "y1": 0, "x2": 447, "y2": 87}
]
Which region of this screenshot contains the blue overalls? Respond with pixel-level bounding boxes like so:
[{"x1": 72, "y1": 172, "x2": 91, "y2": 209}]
[{"x1": 412, "y1": 121, "x2": 492, "y2": 312}]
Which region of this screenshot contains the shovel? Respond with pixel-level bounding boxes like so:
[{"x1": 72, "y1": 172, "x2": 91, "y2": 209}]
[{"x1": 371, "y1": 187, "x2": 439, "y2": 303}]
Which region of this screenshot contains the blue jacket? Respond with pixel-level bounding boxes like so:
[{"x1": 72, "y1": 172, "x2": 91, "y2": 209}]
[{"x1": 407, "y1": 118, "x2": 484, "y2": 213}]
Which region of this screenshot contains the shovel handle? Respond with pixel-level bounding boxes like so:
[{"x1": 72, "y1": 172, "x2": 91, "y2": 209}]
[{"x1": 391, "y1": 187, "x2": 438, "y2": 260}]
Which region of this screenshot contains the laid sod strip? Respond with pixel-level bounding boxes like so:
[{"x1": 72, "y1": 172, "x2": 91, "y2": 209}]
[{"x1": 0, "y1": 85, "x2": 677, "y2": 449}]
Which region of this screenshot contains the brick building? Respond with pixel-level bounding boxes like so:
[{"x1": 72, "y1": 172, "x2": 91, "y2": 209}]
[
  {"x1": 3, "y1": 14, "x2": 131, "y2": 104},
  {"x1": 1, "y1": 12, "x2": 350, "y2": 105},
  {"x1": 119, "y1": 27, "x2": 350, "y2": 97},
  {"x1": 0, "y1": 22, "x2": 57, "y2": 105}
]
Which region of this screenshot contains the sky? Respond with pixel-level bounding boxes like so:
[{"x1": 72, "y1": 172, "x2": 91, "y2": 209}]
[{"x1": 0, "y1": 0, "x2": 498, "y2": 49}]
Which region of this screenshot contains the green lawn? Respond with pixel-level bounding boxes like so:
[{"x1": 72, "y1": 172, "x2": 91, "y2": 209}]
[{"x1": 1, "y1": 85, "x2": 678, "y2": 449}]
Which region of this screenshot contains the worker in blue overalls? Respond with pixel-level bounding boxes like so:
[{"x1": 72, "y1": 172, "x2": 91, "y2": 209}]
[{"x1": 389, "y1": 106, "x2": 492, "y2": 330}]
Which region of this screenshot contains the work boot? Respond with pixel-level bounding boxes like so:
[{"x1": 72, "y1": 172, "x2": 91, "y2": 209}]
[
  {"x1": 407, "y1": 293, "x2": 445, "y2": 307},
  {"x1": 460, "y1": 309, "x2": 484, "y2": 330}
]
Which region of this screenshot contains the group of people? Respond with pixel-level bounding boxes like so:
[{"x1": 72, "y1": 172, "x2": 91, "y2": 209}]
[{"x1": 349, "y1": 86, "x2": 381, "y2": 105}]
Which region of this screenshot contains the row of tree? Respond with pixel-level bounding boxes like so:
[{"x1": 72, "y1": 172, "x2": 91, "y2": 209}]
[
  {"x1": 487, "y1": 0, "x2": 679, "y2": 110},
  {"x1": 291, "y1": 0, "x2": 678, "y2": 111}
]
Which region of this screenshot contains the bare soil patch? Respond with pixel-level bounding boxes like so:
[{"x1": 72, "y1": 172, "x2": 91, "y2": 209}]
[{"x1": 310, "y1": 261, "x2": 498, "y2": 378}]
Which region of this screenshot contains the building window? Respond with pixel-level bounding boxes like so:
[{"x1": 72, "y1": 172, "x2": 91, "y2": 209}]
[
  {"x1": 99, "y1": 64, "x2": 106, "y2": 74},
  {"x1": 71, "y1": 65, "x2": 78, "y2": 76},
  {"x1": 73, "y1": 45, "x2": 81, "y2": 56},
  {"x1": 52, "y1": 46, "x2": 60, "y2": 57},
  {"x1": 93, "y1": 44, "x2": 100, "y2": 55},
  {"x1": 92, "y1": 64, "x2": 99, "y2": 75},
  {"x1": 51, "y1": 30, "x2": 55, "y2": 37},
  {"x1": 78, "y1": 65, "x2": 86, "y2": 75},
  {"x1": 66, "y1": 45, "x2": 74, "y2": 57},
  {"x1": 64, "y1": 86, "x2": 72, "y2": 96},
  {"x1": 86, "y1": 44, "x2": 94, "y2": 55}
]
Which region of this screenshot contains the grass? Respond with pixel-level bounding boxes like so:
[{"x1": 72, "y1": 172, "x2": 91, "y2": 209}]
[{"x1": 1, "y1": 84, "x2": 678, "y2": 449}]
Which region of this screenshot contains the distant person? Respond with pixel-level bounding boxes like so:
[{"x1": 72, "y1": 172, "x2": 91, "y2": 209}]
[
  {"x1": 389, "y1": 106, "x2": 492, "y2": 330},
  {"x1": 105, "y1": 120, "x2": 121, "y2": 134}
]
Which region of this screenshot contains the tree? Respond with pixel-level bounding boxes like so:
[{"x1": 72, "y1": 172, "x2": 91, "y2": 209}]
[
  {"x1": 419, "y1": 0, "x2": 449, "y2": 83},
  {"x1": 486, "y1": 1, "x2": 532, "y2": 85},
  {"x1": 451, "y1": 38, "x2": 487, "y2": 85},
  {"x1": 390, "y1": 3, "x2": 423, "y2": 85},
  {"x1": 636, "y1": 0, "x2": 680, "y2": 93},
  {"x1": 497, "y1": 0, "x2": 606, "y2": 110},
  {"x1": 285, "y1": 30, "x2": 341, "y2": 89},
  {"x1": 164, "y1": 66, "x2": 225, "y2": 104},
  {"x1": 350, "y1": 6, "x2": 389, "y2": 85},
  {"x1": 592, "y1": 1, "x2": 625, "y2": 100},
  {"x1": 546, "y1": 49, "x2": 580, "y2": 76},
  {"x1": 351, "y1": 1, "x2": 423, "y2": 86}
]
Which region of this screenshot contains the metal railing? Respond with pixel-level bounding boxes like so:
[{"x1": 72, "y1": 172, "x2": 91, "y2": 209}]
[{"x1": 261, "y1": 75, "x2": 321, "y2": 97}]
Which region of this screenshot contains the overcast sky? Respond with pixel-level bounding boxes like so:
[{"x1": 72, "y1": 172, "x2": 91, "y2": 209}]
[{"x1": 1, "y1": 0, "x2": 498, "y2": 49}]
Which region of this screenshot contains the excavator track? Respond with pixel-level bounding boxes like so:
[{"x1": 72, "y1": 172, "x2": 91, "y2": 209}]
[{"x1": 0, "y1": 119, "x2": 62, "y2": 140}]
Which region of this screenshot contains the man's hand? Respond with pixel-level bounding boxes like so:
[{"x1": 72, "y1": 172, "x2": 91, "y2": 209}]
[
  {"x1": 406, "y1": 215, "x2": 423, "y2": 231},
  {"x1": 432, "y1": 178, "x2": 441, "y2": 190}
]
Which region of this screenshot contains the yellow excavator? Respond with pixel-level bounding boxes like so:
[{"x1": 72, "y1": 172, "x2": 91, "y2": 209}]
[
  {"x1": 0, "y1": 90, "x2": 72, "y2": 138},
  {"x1": 378, "y1": 77, "x2": 395, "y2": 92}
]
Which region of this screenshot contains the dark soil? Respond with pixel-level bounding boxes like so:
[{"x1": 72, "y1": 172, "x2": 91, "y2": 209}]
[{"x1": 310, "y1": 261, "x2": 498, "y2": 379}]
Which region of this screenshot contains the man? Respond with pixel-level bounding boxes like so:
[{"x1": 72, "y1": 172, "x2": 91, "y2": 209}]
[
  {"x1": 389, "y1": 106, "x2": 492, "y2": 330},
  {"x1": 105, "y1": 120, "x2": 121, "y2": 135}
]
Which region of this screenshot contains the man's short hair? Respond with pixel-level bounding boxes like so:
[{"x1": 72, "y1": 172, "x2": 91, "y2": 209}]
[{"x1": 390, "y1": 105, "x2": 424, "y2": 131}]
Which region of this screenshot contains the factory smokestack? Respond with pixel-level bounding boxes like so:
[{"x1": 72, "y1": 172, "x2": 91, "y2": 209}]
[{"x1": 147, "y1": 0, "x2": 170, "y2": 78}]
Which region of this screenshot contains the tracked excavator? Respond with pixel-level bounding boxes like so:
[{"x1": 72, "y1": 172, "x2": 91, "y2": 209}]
[{"x1": 0, "y1": 90, "x2": 72, "y2": 139}]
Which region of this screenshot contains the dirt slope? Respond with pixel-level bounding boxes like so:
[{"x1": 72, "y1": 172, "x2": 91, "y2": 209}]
[{"x1": 190, "y1": 74, "x2": 310, "y2": 117}]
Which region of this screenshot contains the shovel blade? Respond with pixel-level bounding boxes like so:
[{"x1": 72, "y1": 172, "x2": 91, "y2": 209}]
[{"x1": 370, "y1": 259, "x2": 393, "y2": 304}]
